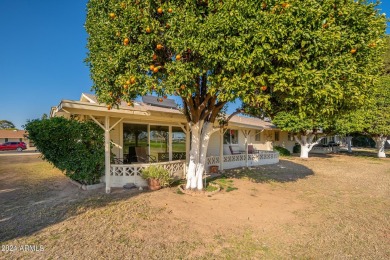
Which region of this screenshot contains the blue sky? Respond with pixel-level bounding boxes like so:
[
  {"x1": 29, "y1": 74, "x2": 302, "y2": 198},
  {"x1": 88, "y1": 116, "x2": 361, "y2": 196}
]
[{"x1": 0, "y1": 1, "x2": 389, "y2": 129}]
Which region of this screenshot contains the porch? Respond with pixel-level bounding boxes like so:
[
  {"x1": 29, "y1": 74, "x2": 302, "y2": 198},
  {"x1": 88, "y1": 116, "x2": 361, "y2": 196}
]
[{"x1": 109, "y1": 151, "x2": 279, "y2": 188}]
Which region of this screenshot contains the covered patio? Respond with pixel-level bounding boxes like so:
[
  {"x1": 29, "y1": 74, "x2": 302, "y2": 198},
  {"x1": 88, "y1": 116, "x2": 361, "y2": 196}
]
[{"x1": 51, "y1": 93, "x2": 280, "y2": 193}]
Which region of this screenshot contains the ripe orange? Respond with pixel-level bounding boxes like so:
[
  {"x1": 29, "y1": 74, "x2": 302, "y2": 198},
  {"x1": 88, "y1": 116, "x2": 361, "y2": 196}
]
[
  {"x1": 350, "y1": 49, "x2": 357, "y2": 54},
  {"x1": 181, "y1": 85, "x2": 186, "y2": 90},
  {"x1": 152, "y1": 54, "x2": 158, "y2": 60},
  {"x1": 146, "y1": 27, "x2": 151, "y2": 33},
  {"x1": 150, "y1": 65, "x2": 155, "y2": 71},
  {"x1": 127, "y1": 102, "x2": 133, "y2": 106},
  {"x1": 123, "y1": 84, "x2": 129, "y2": 89},
  {"x1": 120, "y1": 2, "x2": 126, "y2": 9},
  {"x1": 123, "y1": 38, "x2": 129, "y2": 45},
  {"x1": 107, "y1": 105, "x2": 112, "y2": 110},
  {"x1": 168, "y1": 8, "x2": 173, "y2": 13},
  {"x1": 156, "y1": 44, "x2": 163, "y2": 50},
  {"x1": 165, "y1": 23, "x2": 170, "y2": 29},
  {"x1": 125, "y1": 80, "x2": 130, "y2": 85},
  {"x1": 157, "y1": 7, "x2": 163, "y2": 14},
  {"x1": 176, "y1": 54, "x2": 181, "y2": 61},
  {"x1": 153, "y1": 67, "x2": 159, "y2": 73},
  {"x1": 109, "y1": 13, "x2": 116, "y2": 19},
  {"x1": 261, "y1": 86, "x2": 267, "y2": 91},
  {"x1": 130, "y1": 77, "x2": 136, "y2": 84}
]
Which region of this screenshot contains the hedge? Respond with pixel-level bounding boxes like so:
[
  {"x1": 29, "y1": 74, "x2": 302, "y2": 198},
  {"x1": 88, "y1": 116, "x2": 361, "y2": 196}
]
[{"x1": 25, "y1": 117, "x2": 105, "y2": 184}]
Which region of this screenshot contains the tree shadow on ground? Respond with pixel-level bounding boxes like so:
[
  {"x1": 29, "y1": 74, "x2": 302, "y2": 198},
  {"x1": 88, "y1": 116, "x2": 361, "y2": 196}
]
[
  {"x1": 0, "y1": 156, "x2": 146, "y2": 243},
  {"x1": 212, "y1": 159, "x2": 314, "y2": 184}
]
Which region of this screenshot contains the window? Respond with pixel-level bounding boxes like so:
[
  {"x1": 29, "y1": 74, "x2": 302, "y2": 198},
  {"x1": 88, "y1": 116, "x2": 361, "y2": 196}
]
[
  {"x1": 255, "y1": 130, "x2": 261, "y2": 142},
  {"x1": 288, "y1": 132, "x2": 294, "y2": 141},
  {"x1": 224, "y1": 129, "x2": 238, "y2": 144},
  {"x1": 19, "y1": 138, "x2": 22, "y2": 142},
  {"x1": 5, "y1": 138, "x2": 8, "y2": 142},
  {"x1": 275, "y1": 131, "x2": 280, "y2": 141}
]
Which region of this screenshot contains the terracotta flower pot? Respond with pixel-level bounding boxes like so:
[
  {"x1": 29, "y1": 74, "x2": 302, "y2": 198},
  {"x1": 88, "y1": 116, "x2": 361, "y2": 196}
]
[{"x1": 148, "y1": 178, "x2": 161, "y2": 191}]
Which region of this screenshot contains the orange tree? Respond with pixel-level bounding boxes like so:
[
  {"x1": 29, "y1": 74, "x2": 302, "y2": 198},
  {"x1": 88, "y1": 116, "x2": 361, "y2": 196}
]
[
  {"x1": 243, "y1": 0, "x2": 386, "y2": 158},
  {"x1": 85, "y1": 0, "x2": 386, "y2": 188}
]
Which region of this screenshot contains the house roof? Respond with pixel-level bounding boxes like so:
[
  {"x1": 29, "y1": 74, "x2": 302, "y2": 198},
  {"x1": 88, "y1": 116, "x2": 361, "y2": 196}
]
[
  {"x1": 53, "y1": 93, "x2": 277, "y2": 130},
  {"x1": 0, "y1": 130, "x2": 27, "y2": 139}
]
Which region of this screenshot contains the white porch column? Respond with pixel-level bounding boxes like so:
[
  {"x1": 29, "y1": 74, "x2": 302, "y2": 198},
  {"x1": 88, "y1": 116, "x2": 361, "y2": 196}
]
[
  {"x1": 147, "y1": 124, "x2": 151, "y2": 157},
  {"x1": 104, "y1": 116, "x2": 111, "y2": 193},
  {"x1": 169, "y1": 126, "x2": 173, "y2": 161},
  {"x1": 219, "y1": 129, "x2": 224, "y2": 171}
]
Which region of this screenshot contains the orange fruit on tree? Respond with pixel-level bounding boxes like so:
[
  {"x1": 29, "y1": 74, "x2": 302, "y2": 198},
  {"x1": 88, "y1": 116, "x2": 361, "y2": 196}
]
[
  {"x1": 165, "y1": 23, "x2": 170, "y2": 29},
  {"x1": 152, "y1": 54, "x2": 158, "y2": 60},
  {"x1": 261, "y1": 2, "x2": 267, "y2": 9},
  {"x1": 181, "y1": 85, "x2": 186, "y2": 90},
  {"x1": 120, "y1": 2, "x2": 126, "y2": 9},
  {"x1": 261, "y1": 86, "x2": 267, "y2": 91},
  {"x1": 168, "y1": 8, "x2": 173, "y2": 13},
  {"x1": 130, "y1": 77, "x2": 136, "y2": 84},
  {"x1": 123, "y1": 84, "x2": 129, "y2": 89},
  {"x1": 176, "y1": 54, "x2": 181, "y2": 61},
  {"x1": 123, "y1": 38, "x2": 129, "y2": 45},
  {"x1": 107, "y1": 105, "x2": 112, "y2": 110},
  {"x1": 157, "y1": 7, "x2": 163, "y2": 14},
  {"x1": 150, "y1": 64, "x2": 155, "y2": 71},
  {"x1": 109, "y1": 13, "x2": 116, "y2": 19},
  {"x1": 127, "y1": 102, "x2": 133, "y2": 106},
  {"x1": 125, "y1": 80, "x2": 130, "y2": 85},
  {"x1": 146, "y1": 27, "x2": 151, "y2": 33},
  {"x1": 350, "y1": 49, "x2": 357, "y2": 54},
  {"x1": 153, "y1": 67, "x2": 159, "y2": 73},
  {"x1": 156, "y1": 44, "x2": 163, "y2": 50}
]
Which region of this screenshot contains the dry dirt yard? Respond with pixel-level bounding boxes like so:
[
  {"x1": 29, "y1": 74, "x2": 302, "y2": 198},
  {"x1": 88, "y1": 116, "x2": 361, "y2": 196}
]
[{"x1": 0, "y1": 151, "x2": 389, "y2": 259}]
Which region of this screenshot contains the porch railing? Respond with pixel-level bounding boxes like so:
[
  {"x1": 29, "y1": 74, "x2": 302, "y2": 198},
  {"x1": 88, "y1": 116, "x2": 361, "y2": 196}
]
[
  {"x1": 206, "y1": 150, "x2": 279, "y2": 171},
  {"x1": 110, "y1": 160, "x2": 186, "y2": 188}
]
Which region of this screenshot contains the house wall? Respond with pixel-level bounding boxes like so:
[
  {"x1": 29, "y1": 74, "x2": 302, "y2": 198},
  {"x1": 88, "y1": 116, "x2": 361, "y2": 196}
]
[{"x1": 206, "y1": 128, "x2": 296, "y2": 156}]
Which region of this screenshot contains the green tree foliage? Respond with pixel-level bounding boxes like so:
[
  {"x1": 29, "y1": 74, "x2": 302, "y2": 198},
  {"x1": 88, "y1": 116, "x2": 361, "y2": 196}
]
[
  {"x1": 365, "y1": 75, "x2": 390, "y2": 136},
  {"x1": 25, "y1": 117, "x2": 105, "y2": 184},
  {"x1": 383, "y1": 36, "x2": 390, "y2": 75},
  {"x1": 0, "y1": 120, "x2": 16, "y2": 129}
]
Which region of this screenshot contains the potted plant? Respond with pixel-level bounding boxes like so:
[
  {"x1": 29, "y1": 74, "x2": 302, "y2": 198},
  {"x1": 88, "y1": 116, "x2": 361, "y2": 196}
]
[{"x1": 141, "y1": 166, "x2": 173, "y2": 191}]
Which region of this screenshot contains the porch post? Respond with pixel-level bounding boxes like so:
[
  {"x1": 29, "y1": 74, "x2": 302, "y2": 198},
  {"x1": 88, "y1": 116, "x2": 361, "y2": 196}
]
[
  {"x1": 147, "y1": 124, "x2": 151, "y2": 157},
  {"x1": 169, "y1": 126, "x2": 173, "y2": 161},
  {"x1": 245, "y1": 132, "x2": 248, "y2": 167},
  {"x1": 104, "y1": 116, "x2": 111, "y2": 193},
  {"x1": 219, "y1": 128, "x2": 224, "y2": 171}
]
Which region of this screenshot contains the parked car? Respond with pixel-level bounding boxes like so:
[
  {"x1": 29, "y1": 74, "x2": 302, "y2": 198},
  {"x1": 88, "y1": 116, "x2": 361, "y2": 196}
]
[{"x1": 0, "y1": 142, "x2": 27, "y2": 152}]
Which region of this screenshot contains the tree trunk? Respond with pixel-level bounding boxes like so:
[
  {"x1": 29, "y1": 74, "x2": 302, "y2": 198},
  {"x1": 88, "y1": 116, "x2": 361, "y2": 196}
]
[
  {"x1": 375, "y1": 135, "x2": 387, "y2": 158},
  {"x1": 185, "y1": 122, "x2": 215, "y2": 190},
  {"x1": 294, "y1": 134, "x2": 324, "y2": 159},
  {"x1": 346, "y1": 136, "x2": 353, "y2": 153}
]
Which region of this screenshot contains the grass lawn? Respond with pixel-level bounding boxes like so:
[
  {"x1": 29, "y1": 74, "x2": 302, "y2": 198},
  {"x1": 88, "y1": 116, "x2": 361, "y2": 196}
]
[{"x1": 0, "y1": 151, "x2": 389, "y2": 259}]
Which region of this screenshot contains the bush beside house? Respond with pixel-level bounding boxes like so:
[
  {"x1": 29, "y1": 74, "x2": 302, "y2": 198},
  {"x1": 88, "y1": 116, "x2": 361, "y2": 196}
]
[{"x1": 25, "y1": 117, "x2": 105, "y2": 184}]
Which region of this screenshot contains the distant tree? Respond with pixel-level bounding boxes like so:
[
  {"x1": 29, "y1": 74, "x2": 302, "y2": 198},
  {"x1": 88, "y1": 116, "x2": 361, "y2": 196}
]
[
  {"x1": 364, "y1": 76, "x2": 390, "y2": 157},
  {"x1": 246, "y1": 0, "x2": 387, "y2": 158},
  {"x1": 0, "y1": 120, "x2": 16, "y2": 129}
]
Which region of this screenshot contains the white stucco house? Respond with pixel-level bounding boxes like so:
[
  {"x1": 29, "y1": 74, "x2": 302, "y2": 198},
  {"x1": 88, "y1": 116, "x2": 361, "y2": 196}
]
[{"x1": 50, "y1": 93, "x2": 296, "y2": 192}]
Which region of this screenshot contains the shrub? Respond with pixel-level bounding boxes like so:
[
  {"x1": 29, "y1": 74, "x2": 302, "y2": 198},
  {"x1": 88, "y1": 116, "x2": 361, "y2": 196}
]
[
  {"x1": 293, "y1": 144, "x2": 301, "y2": 154},
  {"x1": 274, "y1": 146, "x2": 291, "y2": 156},
  {"x1": 24, "y1": 117, "x2": 105, "y2": 185},
  {"x1": 141, "y1": 166, "x2": 172, "y2": 187}
]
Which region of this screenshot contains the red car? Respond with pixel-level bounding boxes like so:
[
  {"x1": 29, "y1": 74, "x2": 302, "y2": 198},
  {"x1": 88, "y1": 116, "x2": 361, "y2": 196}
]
[{"x1": 0, "y1": 142, "x2": 27, "y2": 152}]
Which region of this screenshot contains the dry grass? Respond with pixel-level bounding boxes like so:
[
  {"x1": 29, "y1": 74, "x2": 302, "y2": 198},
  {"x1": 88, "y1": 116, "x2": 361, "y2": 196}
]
[{"x1": 0, "y1": 152, "x2": 389, "y2": 259}]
